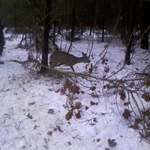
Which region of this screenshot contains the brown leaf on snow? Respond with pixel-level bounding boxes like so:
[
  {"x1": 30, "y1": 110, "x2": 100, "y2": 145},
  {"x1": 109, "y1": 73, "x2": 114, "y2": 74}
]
[
  {"x1": 65, "y1": 109, "x2": 73, "y2": 120},
  {"x1": 74, "y1": 102, "x2": 82, "y2": 109},
  {"x1": 93, "y1": 118, "x2": 97, "y2": 122},
  {"x1": 85, "y1": 63, "x2": 88, "y2": 70},
  {"x1": 93, "y1": 138, "x2": 100, "y2": 142},
  {"x1": 104, "y1": 66, "x2": 109, "y2": 73},
  {"x1": 48, "y1": 109, "x2": 54, "y2": 114},
  {"x1": 56, "y1": 125, "x2": 63, "y2": 132},
  {"x1": 20, "y1": 146, "x2": 26, "y2": 149},
  {"x1": 101, "y1": 57, "x2": 108, "y2": 64},
  {"x1": 103, "y1": 84, "x2": 110, "y2": 89},
  {"x1": 75, "y1": 111, "x2": 81, "y2": 119},
  {"x1": 90, "y1": 101, "x2": 98, "y2": 105},
  {"x1": 71, "y1": 85, "x2": 80, "y2": 94},
  {"x1": 142, "y1": 108, "x2": 150, "y2": 116},
  {"x1": 85, "y1": 106, "x2": 89, "y2": 110},
  {"x1": 89, "y1": 63, "x2": 93, "y2": 74},
  {"x1": 101, "y1": 113, "x2": 105, "y2": 115},
  {"x1": 122, "y1": 109, "x2": 131, "y2": 119},
  {"x1": 90, "y1": 86, "x2": 96, "y2": 91},
  {"x1": 144, "y1": 79, "x2": 150, "y2": 87},
  {"x1": 97, "y1": 138, "x2": 100, "y2": 142},
  {"x1": 47, "y1": 131, "x2": 53, "y2": 136},
  {"x1": 108, "y1": 139, "x2": 117, "y2": 147},
  {"x1": 68, "y1": 141, "x2": 72, "y2": 145},
  {"x1": 55, "y1": 89, "x2": 60, "y2": 93},
  {"x1": 34, "y1": 125, "x2": 39, "y2": 129},
  {"x1": 89, "y1": 92, "x2": 99, "y2": 98},
  {"x1": 119, "y1": 89, "x2": 126, "y2": 100},
  {"x1": 133, "y1": 119, "x2": 141, "y2": 129},
  {"x1": 27, "y1": 113, "x2": 33, "y2": 119},
  {"x1": 141, "y1": 92, "x2": 150, "y2": 102},
  {"x1": 60, "y1": 87, "x2": 66, "y2": 94},
  {"x1": 89, "y1": 123, "x2": 96, "y2": 126},
  {"x1": 28, "y1": 102, "x2": 35, "y2": 105},
  {"x1": 130, "y1": 118, "x2": 141, "y2": 129},
  {"x1": 123, "y1": 102, "x2": 130, "y2": 106},
  {"x1": 81, "y1": 90, "x2": 85, "y2": 94}
]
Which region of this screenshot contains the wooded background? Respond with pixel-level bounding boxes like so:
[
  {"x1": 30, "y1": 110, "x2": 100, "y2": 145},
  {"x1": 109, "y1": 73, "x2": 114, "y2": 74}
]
[{"x1": 0, "y1": 0, "x2": 150, "y2": 71}]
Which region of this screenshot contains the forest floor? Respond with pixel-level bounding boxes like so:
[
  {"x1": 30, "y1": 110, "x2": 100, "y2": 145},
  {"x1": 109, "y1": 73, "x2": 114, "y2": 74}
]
[{"x1": 0, "y1": 33, "x2": 150, "y2": 150}]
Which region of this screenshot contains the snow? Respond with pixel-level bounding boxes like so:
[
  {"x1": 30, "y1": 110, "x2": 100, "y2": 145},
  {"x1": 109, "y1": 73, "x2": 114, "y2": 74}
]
[{"x1": 0, "y1": 34, "x2": 150, "y2": 150}]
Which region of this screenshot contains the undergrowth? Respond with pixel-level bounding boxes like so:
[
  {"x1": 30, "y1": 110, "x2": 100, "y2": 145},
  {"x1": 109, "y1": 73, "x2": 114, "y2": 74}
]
[{"x1": 14, "y1": 31, "x2": 150, "y2": 144}]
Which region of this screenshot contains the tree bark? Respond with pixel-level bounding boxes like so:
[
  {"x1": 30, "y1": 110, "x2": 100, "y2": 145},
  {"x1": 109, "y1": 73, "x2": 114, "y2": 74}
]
[
  {"x1": 140, "y1": 0, "x2": 150, "y2": 49},
  {"x1": 71, "y1": 0, "x2": 75, "y2": 41},
  {"x1": 141, "y1": 26, "x2": 149, "y2": 49},
  {"x1": 0, "y1": 19, "x2": 5, "y2": 56},
  {"x1": 124, "y1": 0, "x2": 138, "y2": 65},
  {"x1": 102, "y1": 17, "x2": 105, "y2": 42},
  {"x1": 40, "y1": 0, "x2": 51, "y2": 73}
]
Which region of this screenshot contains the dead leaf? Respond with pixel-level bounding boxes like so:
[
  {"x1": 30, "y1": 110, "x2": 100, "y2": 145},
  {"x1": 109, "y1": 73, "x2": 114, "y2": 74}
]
[
  {"x1": 122, "y1": 109, "x2": 131, "y2": 119},
  {"x1": 104, "y1": 66, "x2": 109, "y2": 73},
  {"x1": 47, "y1": 131, "x2": 53, "y2": 136},
  {"x1": 85, "y1": 63, "x2": 89, "y2": 70},
  {"x1": 74, "y1": 102, "x2": 82, "y2": 109},
  {"x1": 123, "y1": 102, "x2": 130, "y2": 106},
  {"x1": 48, "y1": 109, "x2": 54, "y2": 114},
  {"x1": 97, "y1": 138, "x2": 100, "y2": 142},
  {"x1": 27, "y1": 113, "x2": 32, "y2": 119},
  {"x1": 68, "y1": 141, "x2": 72, "y2": 145},
  {"x1": 103, "y1": 84, "x2": 110, "y2": 89},
  {"x1": 142, "y1": 108, "x2": 150, "y2": 116},
  {"x1": 90, "y1": 86, "x2": 96, "y2": 91},
  {"x1": 81, "y1": 90, "x2": 85, "y2": 94},
  {"x1": 90, "y1": 123, "x2": 96, "y2": 126},
  {"x1": 34, "y1": 125, "x2": 39, "y2": 129},
  {"x1": 142, "y1": 92, "x2": 150, "y2": 102},
  {"x1": 65, "y1": 109, "x2": 73, "y2": 120},
  {"x1": 75, "y1": 111, "x2": 81, "y2": 119},
  {"x1": 90, "y1": 101, "x2": 98, "y2": 105},
  {"x1": 56, "y1": 125, "x2": 63, "y2": 132},
  {"x1": 144, "y1": 79, "x2": 150, "y2": 87},
  {"x1": 55, "y1": 89, "x2": 60, "y2": 93},
  {"x1": 89, "y1": 92, "x2": 98, "y2": 98},
  {"x1": 71, "y1": 85, "x2": 80, "y2": 94},
  {"x1": 28, "y1": 102, "x2": 35, "y2": 105},
  {"x1": 60, "y1": 88, "x2": 66, "y2": 94},
  {"x1": 85, "y1": 106, "x2": 89, "y2": 110},
  {"x1": 119, "y1": 89, "x2": 126, "y2": 100},
  {"x1": 101, "y1": 57, "x2": 105, "y2": 64},
  {"x1": 93, "y1": 118, "x2": 97, "y2": 122},
  {"x1": 20, "y1": 146, "x2": 26, "y2": 149},
  {"x1": 133, "y1": 119, "x2": 140, "y2": 129},
  {"x1": 89, "y1": 63, "x2": 93, "y2": 74},
  {"x1": 108, "y1": 139, "x2": 117, "y2": 147}
]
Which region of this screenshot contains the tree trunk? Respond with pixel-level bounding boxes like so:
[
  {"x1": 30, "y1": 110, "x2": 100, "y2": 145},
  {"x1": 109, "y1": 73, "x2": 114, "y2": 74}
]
[
  {"x1": 89, "y1": 0, "x2": 96, "y2": 36},
  {"x1": 141, "y1": 26, "x2": 149, "y2": 49},
  {"x1": 124, "y1": 0, "x2": 138, "y2": 65},
  {"x1": 53, "y1": 21, "x2": 56, "y2": 43},
  {"x1": 40, "y1": 0, "x2": 51, "y2": 73},
  {"x1": 71, "y1": 0, "x2": 75, "y2": 41},
  {"x1": 0, "y1": 19, "x2": 5, "y2": 56},
  {"x1": 140, "y1": 0, "x2": 150, "y2": 49},
  {"x1": 125, "y1": 34, "x2": 133, "y2": 65},
  {"x1": 102, "y1": 17, "x2": 105, "y2": 42}
]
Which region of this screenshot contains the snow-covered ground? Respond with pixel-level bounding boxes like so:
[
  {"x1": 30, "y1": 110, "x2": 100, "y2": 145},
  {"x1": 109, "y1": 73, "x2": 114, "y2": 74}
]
[{"x1": 0, "y1": 34, "x2": 150, "y2": 150}]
